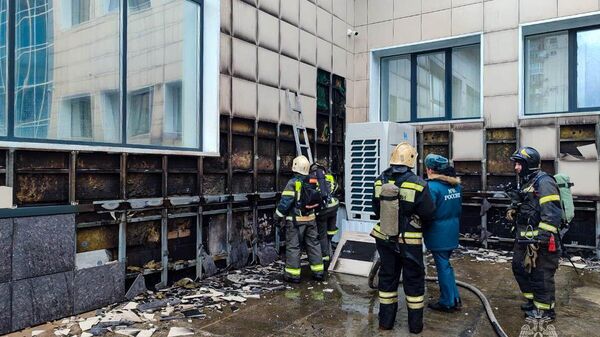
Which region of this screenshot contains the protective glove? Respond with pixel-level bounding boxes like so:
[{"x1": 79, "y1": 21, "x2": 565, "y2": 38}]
[{"x1": 505, "y1": 208, "x2": 517, "y2": 222}]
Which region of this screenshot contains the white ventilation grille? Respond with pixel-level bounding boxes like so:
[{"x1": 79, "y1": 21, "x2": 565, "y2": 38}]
[{"x1": 348, "y1": 139, "x2": 379, "y2": 220}]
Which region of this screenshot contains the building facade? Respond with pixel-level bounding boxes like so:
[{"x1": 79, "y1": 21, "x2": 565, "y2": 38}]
[{"x1": 0, "y1": 0, "x2": 599, "y2": 333}]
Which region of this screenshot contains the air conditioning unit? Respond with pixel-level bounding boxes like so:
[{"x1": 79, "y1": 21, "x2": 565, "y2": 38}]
[{"x1": 342, "y1": 122, "x2": 416, "y2": 232}]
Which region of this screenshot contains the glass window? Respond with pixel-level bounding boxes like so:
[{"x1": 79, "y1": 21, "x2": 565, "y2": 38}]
[
  {"x1": 64, "y1": 96, "x2": 93, "y2": 139},
  {"x1": 15, "y1": 0, "x2": 54, "y2": 139},
  {"x1": 417, "y1": 52, "x2": 446, "y2": 119},
  {"x1": 381, "y1": 56, "x2": 411, "y2": 122},
  {"x1": 108, "y1": 0, "x2": 120, "y2": 12},
  {"x1": 164, "y1": 81, "x2": 182, "y2": 137},
  {"x1": 127, "y1": 88, "x2": 152, "y2": 138},
  {"x1": 102, "y1": 91, "x2": 120, "y2": 141},
  {"x1": 577, "y1": 29, "x2": 600, "y2": 109},
  {"x1": 0, "y1": 0, "x2": 6, "y2": 136},
  {"x1": 129, "y1": 0, "x2": 151, "y2": 12},
  {"x1": 72, "y1": 0, "x2": 91, "y2": 25},
  {"x1": 127, "y1": 0, "x2": 201, "y2": 148},
  {"x1": 452, "y1": 45, "x2": 480, "y2": 119},
  {"x1": 15, "y1": 0, "x2": 121, "y2": 142},
  {"x1": 525, "y1": 32, "x2": 569, "y2": 114},
  {"x1": 380, "y1": 44, "x2": 481, "y2": 122}
]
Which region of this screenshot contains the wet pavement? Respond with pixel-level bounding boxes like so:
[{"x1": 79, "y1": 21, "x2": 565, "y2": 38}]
[{"x1": 7, "y1": 255, "x2": 600, "y2": 337}]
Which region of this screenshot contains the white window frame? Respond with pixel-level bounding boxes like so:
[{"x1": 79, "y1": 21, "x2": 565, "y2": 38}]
[
  {"x1": 369, "y1": 33, "x2": 484, "y2": 125},
  {"x1": 519, "y1": 11, "x2": 600, "y2": 119}
]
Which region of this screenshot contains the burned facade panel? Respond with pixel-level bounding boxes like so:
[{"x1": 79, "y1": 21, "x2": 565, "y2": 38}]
[
  {"x1": 559, "y1": 124, "x2": 597, "y2": 159},
  {"x1": 257, "y1": 174, "x2": 276, "y2": 192},
  {"x1": 167, "y1": 216, "x2": 197, "y2": 262},
  {"x1": 126, "y1": 220, "x2": 161, "y2": 270},
  {"x1": 460, "y1": 205, "x2": 481, "y2": 239},
  {"x1": 232, "y1": 174, "x2": 253, "y2": 194},
  {"x1": 203, "y1": 174, "x2": 227, "y2": 195},
  {"x1": 76, "y1": 173, "x2": 121, "y2": 201},
  {"x1": 126, "y1": 173, "x2": 162, "y2": 198},
  {"x1": 279, "y1": 139, "x2": 296, "y2": 170},
  {"x1": 15, "y1": 174, "x2": 69, "y2": 205},
  {"x1": 454, "y1": 161, "x2": 482, "y2": 192},
  {"x1": 77, "y1": 226, "x2": 119, "y2": 253},
  {"x1": 562, "y1": 201, "x2": 597, "y2": 247},
  {"x1": 206, "y1": 213, "x2": 228, "y2": 259},
  {"x1": 167, "y1": 174, "x2": 197, "y2": 196},
  {"x1": 256, "y1": 205, "x2": 277, "y2": 244},
  {"x1": 257, "y1": 139, "x2": 276, "y2": 171},
  {"x1": 486, "y1": 128, "x2": 516, "y2": 191},
  {"x1": 231, "y1": 135, "x2": 253, "y2": 171},
  {"x1": 14, "y1": 151, "x2": 70, "y2": 205}
]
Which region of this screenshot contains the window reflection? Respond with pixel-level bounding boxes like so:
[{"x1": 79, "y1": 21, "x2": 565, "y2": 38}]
[
  {"x1": 127, "y1": 0, "x2": 201, "y2": 148},
  {"x1": 525, "y1": 32, "x2": 569, "y2": 114},
  {"x1": 577, "y1": 29, "x2": 600, "y2": 109}
]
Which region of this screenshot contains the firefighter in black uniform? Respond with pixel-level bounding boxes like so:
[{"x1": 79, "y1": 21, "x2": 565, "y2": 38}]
[
  {"x1": 275, "y1": 155, "x2": 324, "y2": 283},
  {"x1": 506, "y1": 146, "x2": 562, "y2": 321},
  {"x1": 370, "y1": 142, "x2": 435, "y2": 333},
  {"x1": 310, "y1": 163, "x2": 339, "y2": 266}
]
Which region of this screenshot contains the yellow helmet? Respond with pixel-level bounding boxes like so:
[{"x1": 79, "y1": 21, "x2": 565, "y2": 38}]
[
  {"x1": 390, "y1": 142, "x2": 418, "y2": 168},
  {"x1": 292, "y1": 155, "x2": 310, "y2": 175}
]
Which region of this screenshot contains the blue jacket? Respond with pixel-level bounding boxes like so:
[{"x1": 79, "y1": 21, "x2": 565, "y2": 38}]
[{"x1": 423, "y1": 174, "x2": 462, "y2": 251}]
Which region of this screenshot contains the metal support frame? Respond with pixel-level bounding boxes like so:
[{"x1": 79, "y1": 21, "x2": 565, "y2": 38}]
[
  {"x1": 69, "y1": 152, "x2": 77, "y2": 204},
  {"x1": 481, "y1": 128, "x2": 488, "y2": 249},
  {"x1": 6, "y1": 149, "x2": 14, "y2": 188},
  {"x1": 118, "y1": 211, "x2": 127, "y2": 263},
  {"x1": 596, "y1": 201, "x2": 600, "y2": 259},
  {"x1": 160, "y1": 208, "x2": 168, "y2": 287}
]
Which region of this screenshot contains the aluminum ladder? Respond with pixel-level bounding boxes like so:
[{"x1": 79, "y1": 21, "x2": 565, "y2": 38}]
[{"x1": 285, "y1": 89, "x2": 313, "y2": 163}]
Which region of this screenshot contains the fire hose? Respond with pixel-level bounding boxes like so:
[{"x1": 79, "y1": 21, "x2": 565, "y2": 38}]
[{"x1": 368, "y1": 257, "x2": 509, "y2": 337}]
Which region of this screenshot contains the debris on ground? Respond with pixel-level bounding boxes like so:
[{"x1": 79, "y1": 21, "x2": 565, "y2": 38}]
[
  {"x1": 46, "y1": 263, "x2": 288, "y2": 337},
  {"x1": 453, "y1": 246, "x2": 600, "y2": 272},
  {"x1": 453, "y1": 247, "x2": 513, "y2": 264}
]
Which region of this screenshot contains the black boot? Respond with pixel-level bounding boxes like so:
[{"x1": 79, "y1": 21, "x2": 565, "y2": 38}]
[
  {"x1": 428, "y1": 302, "x2": 456, "y2": 313},
  {"x1": 408, "y1": 308, "x2": 423, "y2": 334},
  {"x1": 284, "y1": 274, "x2": 301, "y2": 284},
  {"x1": 379, "y1": 303, "x2": 398, "y2": 331},
  {"x1": 521, "y1": 300, "x2": 534, "y2": 311},
  {"x1": 312, "y1": 272, "x2": 325, "y2": 281}
]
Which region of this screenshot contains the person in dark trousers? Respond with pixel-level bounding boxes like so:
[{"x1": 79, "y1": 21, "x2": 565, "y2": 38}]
[
  {"x1": 275, "y1": 155, "x2": 325, "y2": 283},
  {"x1": 370, "y1": 142, "x2": 435, "y2": 334},
  {"x1": 506, "y1": 146, "x2": 562, "y2": 321},
  {"x1": 310, "y1": 163, "x2": 339, "y2": 267},
  {"x1": 423, "y1": 154, "x2": 462, "y2": 313}
]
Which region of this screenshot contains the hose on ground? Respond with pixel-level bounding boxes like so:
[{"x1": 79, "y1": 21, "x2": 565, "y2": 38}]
[{"x1": 425, "y1": 276, "x2": 509, "y2": 337}]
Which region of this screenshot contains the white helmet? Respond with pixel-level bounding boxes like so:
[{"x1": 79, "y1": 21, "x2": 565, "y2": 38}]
[
  {"x1": 390, "y1": 142, "x2": 418, "y2": 168},
  {"x1": 292, "y1": 155, "x2": 310, "y2": 175}
]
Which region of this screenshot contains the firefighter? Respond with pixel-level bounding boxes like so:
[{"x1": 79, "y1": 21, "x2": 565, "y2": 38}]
[
  {"x1": 506, "y1": 146, "x2": 562, "y2": 321},
  {"x1": 423, "y1": 154, "x2": 462, "y2": 313},
  {"x1": 275, "y1": 155, "x2": 325, "y2": 283},
  {"x1": 310, "y1": 163, "x2": 339, "y2": 267},
  {"x1": 371, "y1": 142, "x2": 435, "y2": 333}
]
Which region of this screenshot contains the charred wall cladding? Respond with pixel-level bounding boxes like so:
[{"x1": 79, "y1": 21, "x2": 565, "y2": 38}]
[{"x1": 0, "y1": 71, "x2": 349, "y2": 332}]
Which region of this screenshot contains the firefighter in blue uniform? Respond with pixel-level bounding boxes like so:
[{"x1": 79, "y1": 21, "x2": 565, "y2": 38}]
[
  {"x1": 423, "y1": 154, "x2": 462, "y2": 312},
  {"x1": 275, "y1": 155, "x2": 325, "y2": 283},
  {"x1": 506, "y1": 146, "x2": 562, "y2": 321},
  {"x1": 370, "y1": 142, "x2": 435, "y2": 333}
]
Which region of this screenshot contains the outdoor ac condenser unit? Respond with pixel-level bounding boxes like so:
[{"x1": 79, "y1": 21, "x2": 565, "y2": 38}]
[{"x1": 342, "y1": 122, "x2": 416, "y2": 232}]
